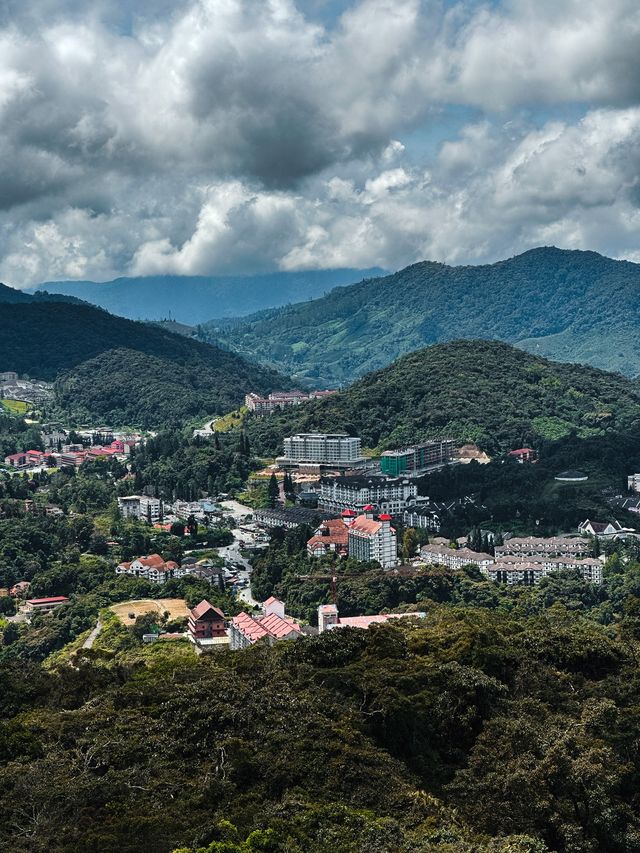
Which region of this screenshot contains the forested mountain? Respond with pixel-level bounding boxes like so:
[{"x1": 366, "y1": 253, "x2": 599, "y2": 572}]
[
  {"x1": 246, "y1": 340, "x2": 640, "y2": 455},
  {"x1": 34, "y1": 268, "x2": 384, "y2": 324},
  {"x1": 0, "y1": 298, "x2": 288, "y2": 428},
  {"x1": 200, "y1": 247, "x2": 640, "y2": 386}
]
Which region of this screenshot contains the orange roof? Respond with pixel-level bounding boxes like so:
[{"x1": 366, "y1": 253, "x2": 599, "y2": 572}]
[
  {"x1": 191, "y1": 599, "x2": 225, "y2": 620},
  {"x1": 350, "y1": 516, "x2": 382, "y2": 534},
  {"x1": 263, "y1": 596, "x2": 282, "y2": 606},
  {"x1": 261, "y1": 612, "x2": 301, "y2": 637},
  {"x1": 138, "y1": 553, "x2": 165, "y2": 567}
]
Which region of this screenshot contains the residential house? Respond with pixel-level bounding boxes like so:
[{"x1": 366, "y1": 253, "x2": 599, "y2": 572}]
[
  {"x1": 188, "y1": 600, "x2": 227, "y2": 640},
  {"x1": 306, "y1": 517, "x2": 350, "y2": 557},
  {"x1": 579, "y1": 519, "x2": 635, "y2": 539},
  {"x1": 228, "y1": 596, "x2": 301, "y2": 650},
  {"x1": 116, "y1": 553, "x2": 180, "y2": 583},
  {"x1": 420, "y1": 544, "x2": 495, "y2": 572},
  {"x1": 23, "y1": 596, "x2": 69, "y2": 617},
  {"x1": 494, "y1": 536, "x2": 591, "y2": 559}
]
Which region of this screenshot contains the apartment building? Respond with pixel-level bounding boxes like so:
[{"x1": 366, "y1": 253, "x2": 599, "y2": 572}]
[
  {"x1": 494, "y1": 536, "x2": 591, "y2": 559},
  {"x1": 380, "y1": 439, "x2": 455, "y2": 476},
  {"x1": 347, "y1": 510, "x2": 398, "y2": 568},
  {"x1": 277, "y1": 433, "x2": 366, "y2": 469},
  {"x1": 318, "y1": 474, "x2": 418, "y2": 515}
]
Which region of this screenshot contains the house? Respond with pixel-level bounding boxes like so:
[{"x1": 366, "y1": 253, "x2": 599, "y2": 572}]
[
  {"x1": 306, "y1": 517, "x2": 350, "y2": 557},
  {"x1": 116, "y1": 554, "x2": 181, "y2": 583},
  {"x1": 23, "y1": 596, "x2": 69, "y2": 616},
  {"x1": 317, "y1": 603, "x2": 426, "y2": 633},
  {"x1": 188, "y1": 600, "x2": 227, "y2": 642},
  {"x1": 507, "y1": 447, "x2": 536, "y2": 463},
  {"x1": 228, "y1": 596, "x2": 301, "y2": 650},
  {"x1": 420, "y1": 544, "x2": 494, "y2": 572},
  {"x1": 579, "y1": 519, "x2": 635, "y2": 539},
  {"x1": 347, "y1": 509, "x2": 398, "y2": 568}
]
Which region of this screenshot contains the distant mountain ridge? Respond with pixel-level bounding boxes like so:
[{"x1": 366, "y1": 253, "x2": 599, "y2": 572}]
[
  {"x1": 198, "y1": 247, "x2": 640, "y2": 386},
  {"x1": 0, "y1": 284, "x2": 289, "y2": 428},
  {"x1": 33, "y1": 268, "x2": 385, "y2": 324}
]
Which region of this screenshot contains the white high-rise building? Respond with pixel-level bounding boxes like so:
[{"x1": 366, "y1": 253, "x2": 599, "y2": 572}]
[
  {"x1": 347, "y1": 509, "x2": 398, "y2": 568},
  {"x1": 278, "y1": 433, "x2": 366, "y2": 467}
]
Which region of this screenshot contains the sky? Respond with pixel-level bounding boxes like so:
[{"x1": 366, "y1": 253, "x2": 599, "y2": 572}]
[{"x1": 1, "y1": 0, "x2": 640, "y2": 287}]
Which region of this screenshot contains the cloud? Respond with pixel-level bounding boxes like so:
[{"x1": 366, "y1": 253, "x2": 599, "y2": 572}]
[{"x1": 0, "y1": 0, "x2": 639, "y2": 285}]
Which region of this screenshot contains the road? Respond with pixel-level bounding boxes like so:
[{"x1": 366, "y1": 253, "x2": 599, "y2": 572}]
[
  {"x1": 192, "y1": 418, "x2": 217, "y2": 438},
  {"x1": 82, "y1": 617, "x2": 103, "y2": 649},
  {"x1": 218, "y1": 500, "x2": 261, "y2": 608}
]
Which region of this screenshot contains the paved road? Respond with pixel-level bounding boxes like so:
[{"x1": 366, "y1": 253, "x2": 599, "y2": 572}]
[{"x1": 83, "y1": 617, "x2": 103, "y2": 649}]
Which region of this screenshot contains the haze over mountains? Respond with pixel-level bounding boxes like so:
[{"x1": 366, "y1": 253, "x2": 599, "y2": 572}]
[
  {"x1": 34, "y1": 269, "x2": 385, "y2": 325},
  {"x1": 200, "y1": 247, "x2": 640, "y2": 387}
]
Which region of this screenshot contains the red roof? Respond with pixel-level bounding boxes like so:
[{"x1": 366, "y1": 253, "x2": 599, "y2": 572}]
[
  {"x1": 341, "y1": 509, "x2": 357, "y2": 517},
  {"x1": 261, "y1": 612, "x2": 301, "y2": 638},
  {"x1": 191, "y1": 599, "x2": 225, "y2": 620},
  {"x1": 378, "y1": 514, "x2": 392, "y2": 521},
  {"x1": 362, "y1": 504, "x2": 375, "y2": 511},
  {"x1": 509, "y1": 448, "x2": 534, "y2": 455},
  {"x1": 264, "y1": 596, "x2": 282, "y2": 606},
  {"x1": 26, "y1": 596, "x2": 69, "y2": 605}
]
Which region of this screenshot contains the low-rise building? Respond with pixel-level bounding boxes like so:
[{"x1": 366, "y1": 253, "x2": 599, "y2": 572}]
[
  {"x1": 507, "y1": 447, "x2": 537, "y2": 463},
  {"x1": 228, "y1": 596, "x2": 302, "y2": 649},
  {"x1": 494, "y1": 535, "x2": 591, "y2": 559},
  {"x1": 188, "y1": 600, "x2": 227, "y2": 645},
  {"x1": 579, "y1": 519, "x2": 635, "y2": 539},
  {"x1": 117, "y1": 495, "x2": 162, "y2": 522},
  {"x1": 487, "y1": 556, "x2": 603, "y2": 585},
  {"x1": 23, "y1": 595, "x2": 69, "y2": 616},
  {"x1": 307, "y1": 517, "x2": 350, "y2": 557},
  {"x1": 245, "y1": 389, "x2": 336, "y2": 415},
  {"x1": 420, "y1": 544, "x2": 495, "y2": 572},
  {"x1": 317, "y1": 603, "x2": 426, "y2": 633},
  {"x1": 116, "y1": 553, "x2": 181, "y2": 583},
  {"x1": 254, "y1": 507, "x2": 322, "y2": 528}
]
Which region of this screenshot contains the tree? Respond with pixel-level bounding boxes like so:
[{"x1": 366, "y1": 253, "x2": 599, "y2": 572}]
[
  {"x1": 267, "y1": 473, "x2": 279, "y2": 508},
  {"x1": 402, "y1": 528, "x2": 419, "y2": 560}
]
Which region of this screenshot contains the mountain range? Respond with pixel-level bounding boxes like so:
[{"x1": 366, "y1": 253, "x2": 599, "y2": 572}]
[
  {"x1": 199, "y1": 247, "x2": 640, "y2": 387},
  {"x1": 33, "y1": 268, "x2": 384, "y2": 324},
  {"x1": 0, "y1": 284, "x2": 287, "y2": 428}
]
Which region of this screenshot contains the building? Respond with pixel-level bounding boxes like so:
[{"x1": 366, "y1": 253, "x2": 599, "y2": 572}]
[
  {"x1": 188, "y1": 600, "x2": 227, "y2": 640},
  {"x1": 317, "y1": 603, "x2": 426, "y2": 633},
  {"x1": 23, "y1": 596, "x2": 69, "y2": 616},
  {"x1": 380, "y1": 439, "x2": 455, "y2": 476},
  {"x1": 4, "y1": 450, "x2": 51, "y2": 469},
  {"x1": 117, "y1": 495, "x2": 162, "y2": 522},
  {"x1": 254, "y1": 507, "x2": 322, "y2": 528},
  {"x1": 318, "y1": 474, "x2": 418, "y2": 515},
  {"x1": 228, "y1": 596, "x2": 302, "y2": 650},
  {"x1": 494, "y1": 536, "x2": 591, "y2": 559},
  {"x1": 277, "y1": 433, "x2": 367, "y2": 470},
  {"x1": 507, "y1": 447, "x2": 537, "y2": 463},
  {"x1": 628, "y1": 474, "x2": 640, "y2": 493},
  {"x1": 579, "y1": 519, "x2": 635, "y2": 539},
  {"x1": 420, "y1": 544, "x2": 495, "y2": 572},
  {"x1": 489, "y1": 555, "x2": 603, "y2": 585},
  {"x1": 347, "y1": 509, "x2": 398, "y2": 568},
  {"x1": 116, "y1": 553, "x2": 181, "y2": 583},
  {"x1": 245, "y1": 389, "x2": 336, "y2": 415},
  {"x1": 307, "y1": 517, "x2": 350, "y2": 557},
  {"x1": 0, "y1": 371, "x2": 18, "y2": 383}
]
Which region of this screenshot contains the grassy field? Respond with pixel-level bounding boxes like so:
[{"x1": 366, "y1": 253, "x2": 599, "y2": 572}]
[
  {"x1": 213, "y1": 407, "x2": 246, "y2": 432},
  {"x1": 1, "y1": 399, "x2": 29, "y2": 415},
  {"x1": 110, "y1": 598, "x2": 189, "y2": 625}
]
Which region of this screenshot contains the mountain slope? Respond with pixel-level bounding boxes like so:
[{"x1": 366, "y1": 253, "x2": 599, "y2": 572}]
[
  {"x1": 0, "y1": 298, "x2": 289, "y2": 428},
  {"x1": 200, "y1": 248, "x2": 640, "y2": 386},
  {"x1": 245, "y1": 340, "x2": 640, "y2": 455},
  {"x1": 34, "y1": 268, "x2": 385, "y2": 324}
]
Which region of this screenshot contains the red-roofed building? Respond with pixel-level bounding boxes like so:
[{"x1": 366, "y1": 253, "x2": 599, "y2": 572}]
[
  {"x1": 508, "y1": 448, "x2": 536, "y2": 463},
  {"x1": 188, "y1": 600, "x2": 226, "y2": 640},
  {"x1": 116, "y1": 554, "x2": 187, "y2": 583},
  {"x1": 307, "y1": 518, "x2": 350, "y2": 557},
  {"x1": 229, "y1": 600, "x2": 302, "y2": 650},
  {"x1": 317, "y1": 603, "x2": 426, "y2": 633},
  {"x1": 23, "y1": 595, "x2": 69, "y2": 616}
]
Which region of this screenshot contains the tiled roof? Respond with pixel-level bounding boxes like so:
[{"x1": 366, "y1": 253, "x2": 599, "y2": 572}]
[
  {"x1": 138, "y1": 553, "x2": 165, "y2": 567},
  {"x1": 349, "y1": 516, "x2": 382, "y2": 535},
  {"x1": 26, "y1": 596, "x2": 69, "y2": 605},
  {"x1": 264, "y1": 596, "x2": 282, "y2": 606},
  {"x1": 261, "y1": 612, "x2": 301, "y2": 637},
  {"x1": 191, "y1": 599, "x2": 225, "y2": 620}
]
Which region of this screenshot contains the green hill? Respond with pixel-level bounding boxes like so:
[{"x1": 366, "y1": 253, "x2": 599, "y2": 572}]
[
  {"x1": 200, "y1": 247, "x2": 640, "y2": 386},
  {"x1": 0, "y1": 297, "x2": 289, "y2": 428},
  {"x1": 245, "y1": 340, "x2": 640, "y2": 455}
]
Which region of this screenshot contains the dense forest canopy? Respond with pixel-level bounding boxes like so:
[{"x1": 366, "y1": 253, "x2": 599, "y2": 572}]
[
  {"x1": 199, "y1": 247, "x2": 640, "y2": 386},
  {"x1": 245, "y1": 340, "x2": 640, "y2": 455}
]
